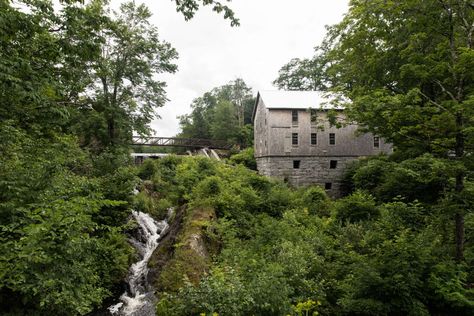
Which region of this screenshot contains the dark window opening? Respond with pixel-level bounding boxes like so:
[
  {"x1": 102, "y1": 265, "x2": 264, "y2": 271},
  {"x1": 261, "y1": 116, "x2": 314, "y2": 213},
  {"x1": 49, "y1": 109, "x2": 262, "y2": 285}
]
[
  {"x1": 330, "y1": 160, "x2": 338, "y2": 169},
  {"x1": 293, "y1": 160, "x2": 300, "y2": 169},
  {"x1": 325, "y1": 182, "x2": 332, "y2": 190},
  {"x1": 329, "y1": 133, "x2": 336, "y2": 145},
  {"x1": 292, "y1": 110, "x2": 298, "y2": 123},
  {"x1": 292, "y1": 133, "x2": 298, "y2": 145},
  {"x1": 310, "y1": 109, "x2": 317, "y2": 123},
  {"x1": 311, "y1": 133, "x2": 317, "y2": 145},
  {"x1": 374, "y1": 136, "x2": 380, "y2": 148}
]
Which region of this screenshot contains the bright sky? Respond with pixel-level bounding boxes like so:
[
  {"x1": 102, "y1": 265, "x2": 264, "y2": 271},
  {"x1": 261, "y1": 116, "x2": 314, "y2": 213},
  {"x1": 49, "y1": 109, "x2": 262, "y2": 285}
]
[{"x1": 141, "y1": 0, "x2": 349, "y2": 136}]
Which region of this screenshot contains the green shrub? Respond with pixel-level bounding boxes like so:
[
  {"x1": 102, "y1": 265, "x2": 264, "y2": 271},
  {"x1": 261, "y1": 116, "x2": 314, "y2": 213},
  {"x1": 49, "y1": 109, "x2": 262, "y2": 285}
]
[
  {"x1": 229, "y1": 147, "x2": 257, "y2": 170},
  {"x1": 299, "y1": 186, "x2": 330, "y2": 216},
  {"x1": 352, "y1": 157, "x2": 391, "y2": 192},
  {"x1": 137, "y1": 158, "x2": 158, "y2": 180},
  {"x1": 428, "y1": 262, "x2": 474, "y2": 313},
  {"x1": 350, "y1": 154, "x2": 451, "y2": 203},
  {"x1": 334, "y1": 191, "x2": 379, "y2": 223}
]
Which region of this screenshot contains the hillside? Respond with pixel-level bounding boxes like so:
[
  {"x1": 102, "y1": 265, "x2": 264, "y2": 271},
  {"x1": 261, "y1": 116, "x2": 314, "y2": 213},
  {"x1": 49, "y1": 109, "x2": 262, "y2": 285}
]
[{"x1": 132, "y1": 155, "x2": 474, "y2": 315}]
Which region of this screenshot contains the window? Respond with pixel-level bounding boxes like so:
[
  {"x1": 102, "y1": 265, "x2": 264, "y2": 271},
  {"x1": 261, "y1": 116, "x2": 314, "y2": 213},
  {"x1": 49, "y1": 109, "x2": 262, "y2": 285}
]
[
  {"x1": 374, "y1": 136, "x2": 380, "y2": 148},
  {"x1": 330, "y1": 160, "x2": 338, "y2": 169},
  {"x1": 310, "y1": 109, "x2": 317, "y2": 123},
  {"x1": 329, "y1": 133, "x2": 336, "y2": 145},
  {"x1": 311, "y1": 133, "x2": 317, "y2": 145},
  {"x1": 293, "y1": 160, "x2": 300, "y2": 169},
  {"x1": 325, "y1": 182, "x2": 332, "y2": 190},
  {"x1": 292, "y1": 110, "x2": 298, "y2": 124},
  {"x1": 292, "y1": 133, "x2": 298, "y2": 145}
]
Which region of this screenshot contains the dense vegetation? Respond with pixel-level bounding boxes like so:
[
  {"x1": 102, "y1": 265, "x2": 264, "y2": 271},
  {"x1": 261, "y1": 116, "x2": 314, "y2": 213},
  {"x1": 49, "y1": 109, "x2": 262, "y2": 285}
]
[
  {"x1": 276, "y1": 0, "x2": 474, "y2": 262},
  {"x1": 2, "y1": 0, "x2": 474, "y2": 315},
  {"x1": 178, "y1": 78, "x2": 255, "y2": 148},
  {"x1": 0, "y1": 0, "x2": 236, "y2": 314},
  {"x1": 136, "y1": 155, "x2": 473, "y2": 315}
]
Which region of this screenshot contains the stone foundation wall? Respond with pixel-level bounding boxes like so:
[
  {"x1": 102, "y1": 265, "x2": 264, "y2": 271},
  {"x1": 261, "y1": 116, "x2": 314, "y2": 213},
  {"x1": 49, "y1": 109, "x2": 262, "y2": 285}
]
[{"x1": 256, "y1": 156, "x2": 359, "y2": 197}]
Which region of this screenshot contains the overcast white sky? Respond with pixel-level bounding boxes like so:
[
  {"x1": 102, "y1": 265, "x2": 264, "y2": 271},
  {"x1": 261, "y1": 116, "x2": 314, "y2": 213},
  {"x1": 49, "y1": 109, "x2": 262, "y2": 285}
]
[{"x1": 140, "y1": 0, "x2": 349, "y2": 136}]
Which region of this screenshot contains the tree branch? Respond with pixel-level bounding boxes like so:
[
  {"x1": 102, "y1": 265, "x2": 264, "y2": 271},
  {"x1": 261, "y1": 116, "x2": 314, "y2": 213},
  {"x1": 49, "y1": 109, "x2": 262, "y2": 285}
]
[
  {"x1": 434, "y1": 80, "x2": 458, "y2": 102},
  {"x1": 417, "y1": 89, "x2": 453, "y2": 114}
]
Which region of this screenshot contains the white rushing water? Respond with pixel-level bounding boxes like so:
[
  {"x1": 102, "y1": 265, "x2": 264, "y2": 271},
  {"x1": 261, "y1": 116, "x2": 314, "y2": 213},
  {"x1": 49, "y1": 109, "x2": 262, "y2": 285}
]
[{"x1": 109, "y1": 211, "x2": 169, "y2": 316}]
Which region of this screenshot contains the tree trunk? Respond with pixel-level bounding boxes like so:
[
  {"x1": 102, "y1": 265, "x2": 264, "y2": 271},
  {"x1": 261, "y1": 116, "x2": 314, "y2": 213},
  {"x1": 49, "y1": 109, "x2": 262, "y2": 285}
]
[
  {"x1": 236, "y1": 99, "x2": 244, "y2": 127},
  {"x1": 454, "y1": 113, "x2": 465, "y2": 262},
  {"x1": 455, "y1": 211, "x2": 464, "y2": 262},
  {"x1": 108, "y1": 117, "x2": 115, "y2": 146}
]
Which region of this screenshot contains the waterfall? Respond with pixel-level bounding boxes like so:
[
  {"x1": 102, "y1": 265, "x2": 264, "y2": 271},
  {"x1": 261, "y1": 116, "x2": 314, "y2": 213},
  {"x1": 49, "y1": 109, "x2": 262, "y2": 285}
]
[{"x1": 108, "y1": 211, "x2": 169, "y2": 316}]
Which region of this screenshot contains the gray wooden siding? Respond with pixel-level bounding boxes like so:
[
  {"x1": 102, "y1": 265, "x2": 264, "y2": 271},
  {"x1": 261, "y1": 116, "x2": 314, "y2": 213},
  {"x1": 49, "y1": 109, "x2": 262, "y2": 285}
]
[{"x1": 260, "y1": 109, "x2": 391, "y2": 157}]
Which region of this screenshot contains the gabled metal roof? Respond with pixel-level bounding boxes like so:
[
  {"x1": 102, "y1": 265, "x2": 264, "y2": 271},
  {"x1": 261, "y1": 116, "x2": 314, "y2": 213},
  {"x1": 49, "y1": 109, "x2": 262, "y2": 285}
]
[{"x1": 252, "y1": 90, "x2": 343, "y2": 122}]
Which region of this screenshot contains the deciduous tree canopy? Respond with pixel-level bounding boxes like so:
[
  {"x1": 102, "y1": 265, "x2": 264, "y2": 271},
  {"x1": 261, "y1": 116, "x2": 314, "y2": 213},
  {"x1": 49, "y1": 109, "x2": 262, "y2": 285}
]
[
  {"x1": 178, "y1": 78, "x2": 255, "y2": 147},
  {"x1": 276, "y1": 0, "x2": 474, "y2": 261}
]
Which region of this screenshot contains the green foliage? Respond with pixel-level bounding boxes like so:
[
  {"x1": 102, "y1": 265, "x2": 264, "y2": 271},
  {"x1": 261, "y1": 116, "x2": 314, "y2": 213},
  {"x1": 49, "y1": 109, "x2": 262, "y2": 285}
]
[
  {"x1": 336, "y1": 208, "x2": 436, "y2": 315},
  {"x1": 138, "y1": 158, "x2": 159, "y2": 180},
  {"x1": 236, "y1": 123, "x2": 254, "y2": 148},
  {"x1": 348, "y1": 155, "x2": 452, "y2": 203},
  {"x1": 72, "y1": 1, "x2": 178, "y2": 148},
  {"x1": 319, "y1": 0, "x2": 474, "y2": 161},
  {"x1": 299, "y1": 186, "x2": 331, "y2": 217},
  {"x1": 172, "y1": 0, "x2": 239, "y2": 26},
  {"x1": 144, "y1": 156, "x2": 473, "y2": 315},
  {"x1": 273, "y1": 52, "x2": 329, "y2": 91},
  {"x1": 428, "y1": 262, "x2": 474, "y2": 313},
  {"x1": 178, "y1": 78, "x2": 255, "y2": 147},
  {"x1": 351, "y1": 157, "x2": 391, "y2": 193},
  {"x1": 177, "y1": 267, "x2": 255, "y2": 315},
  {"x1": 277, "y1": 0, "x2": 474, "y2": 261},
  {"x1": 0, "y1": 131, "x2": 133, "y2": 315},
  {"x1": 96, "y1": 165, "x2": 138, "y2": 226},
  {"x1": 229, "y1": 147, "x2": 257, "y2": 170},
  {"x1": 334, "y1": 191, "x2": 379, "y2": 223},
  {"x1": 0, "y1": 0, "x2": 239, "y2": 314},
  {"x1": 291, "y1": 299, "x2": 321, "y2": 316}
]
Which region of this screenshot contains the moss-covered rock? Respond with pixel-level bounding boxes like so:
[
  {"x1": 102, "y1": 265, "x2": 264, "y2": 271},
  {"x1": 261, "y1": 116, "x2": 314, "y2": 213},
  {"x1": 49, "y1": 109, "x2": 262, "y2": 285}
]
[{"x1": 148, "y1": 205, "x2": 217, "y2": 294}]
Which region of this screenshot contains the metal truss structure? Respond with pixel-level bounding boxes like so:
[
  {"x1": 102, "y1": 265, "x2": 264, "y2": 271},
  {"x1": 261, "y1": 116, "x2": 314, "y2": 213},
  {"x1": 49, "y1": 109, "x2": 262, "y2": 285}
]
[{"x1": 132, "y1": 136, "x2": 233, "y2": 150}]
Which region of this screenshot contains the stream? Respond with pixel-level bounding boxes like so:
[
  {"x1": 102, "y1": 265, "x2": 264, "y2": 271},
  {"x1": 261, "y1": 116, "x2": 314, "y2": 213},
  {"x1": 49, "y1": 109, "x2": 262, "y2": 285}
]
[{"x1": 108, "y1": 210, "x2": 170, "y2": 316}]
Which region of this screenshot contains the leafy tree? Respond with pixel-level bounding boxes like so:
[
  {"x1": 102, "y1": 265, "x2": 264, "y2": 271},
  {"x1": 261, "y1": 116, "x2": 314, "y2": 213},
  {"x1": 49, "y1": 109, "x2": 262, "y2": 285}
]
[
  {"x1": 0, "y1": 0, "x2": 240, "y2": 313},
  {"x1": 74, "y1": 1, "x2": 178, "y2": 148},
  {"x1": 178, "y1": 78, "x2": 255, "y2": 147},
  {"x1": 325, "y1": 0, "x2": 474, "y2": 260},
  {"x1": 334, "y1": 191, "x2": 379, "y2": 223},
  {"x1": 210, "y1": 100, "x2": 239, "y2": 142},
  {"x1": 273, "y1": 50, "x2": 329, "y2": 91},
  {"x1": 172, "y1": 0, "x2": 239, "y2": 26},
  {"x1": 216, "y1": 78, "x2": 252, "y2": 127},
  {"x1": 278, "y1": 0, "x2": 474, "y2": 261},
  {"x1": 0, "y1": 0, "x2": 75, "y2": 135},
  {"x1": 138, "y1": 155, "x2": 474, "y2": 315},
  {"x1": 348, "y1": 154, "x2": 452, "y2": 204},
  {"x1": 0, "y1": 132, "x2": 133, "y2": 315},
  {"x1": 178, "y1": 92, "x2": 217, "y2": 140},
  {"x1": 229, "y1": 147, "x2": 257, "y2": 170}
]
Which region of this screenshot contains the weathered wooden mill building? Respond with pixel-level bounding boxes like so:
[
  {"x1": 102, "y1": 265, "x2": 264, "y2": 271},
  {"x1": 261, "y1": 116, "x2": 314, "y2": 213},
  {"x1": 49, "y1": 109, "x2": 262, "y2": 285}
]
[{"x1": 252, "y1": 90, "x2": 392, "y2": 196}]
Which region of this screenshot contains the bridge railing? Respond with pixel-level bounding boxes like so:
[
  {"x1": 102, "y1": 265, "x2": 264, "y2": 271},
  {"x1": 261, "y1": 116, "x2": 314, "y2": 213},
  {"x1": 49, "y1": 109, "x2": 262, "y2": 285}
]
[{"x1": 132, "y1": 136, "x2": 233, "y2": 150}]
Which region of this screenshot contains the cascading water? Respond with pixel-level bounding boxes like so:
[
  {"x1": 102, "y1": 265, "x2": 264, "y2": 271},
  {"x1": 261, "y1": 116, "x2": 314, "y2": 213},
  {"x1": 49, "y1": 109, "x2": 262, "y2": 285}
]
[{"x1": 108, "y1": 210, "x2": 170, "y2": 316}]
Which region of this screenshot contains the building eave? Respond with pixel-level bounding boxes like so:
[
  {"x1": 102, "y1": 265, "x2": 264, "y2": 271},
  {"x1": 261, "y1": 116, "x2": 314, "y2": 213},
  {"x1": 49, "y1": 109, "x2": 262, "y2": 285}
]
[{"x1": 251, "y1": 91, "x2": 262, "y2": 123}]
